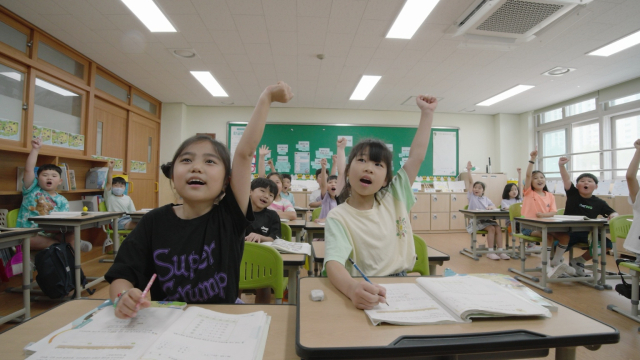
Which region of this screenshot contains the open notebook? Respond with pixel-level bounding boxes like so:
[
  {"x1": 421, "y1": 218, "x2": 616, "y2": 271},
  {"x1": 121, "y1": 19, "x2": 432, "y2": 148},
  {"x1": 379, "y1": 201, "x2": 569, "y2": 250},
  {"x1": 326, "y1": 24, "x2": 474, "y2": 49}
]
[
  {"x1": 262, "y1": 239, "x2": 311, "y2": 255},
  {"x1": 29, "y1": 306, "x2": 270, "y2": 360},
  {"x1": 365, "y1": 276, "x2": 551, "y2": 326}
]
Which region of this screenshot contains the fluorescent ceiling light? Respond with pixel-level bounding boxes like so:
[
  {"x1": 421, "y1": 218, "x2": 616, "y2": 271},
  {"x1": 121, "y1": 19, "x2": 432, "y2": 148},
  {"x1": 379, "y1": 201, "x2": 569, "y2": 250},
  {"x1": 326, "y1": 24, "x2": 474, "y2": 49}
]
[
  {"x1": 35, "y1": 78, "x2": 78, "y2": 96},
  {"x1": 588, "y1": 29, "x2": 640, "y2": 56},
  {"x1": 476, "y1": 85, "x2": 534, "y2": 106},
  {"x1": 190, "y1": 71, "x2": 228, "y2": 97},
  {"x1": 0, "y1": 71, "x2": 22, "y2": 81},
  {"x1": 386, "y1": 0, "x2": 440, "y2": 39},
  {"x1": 350, "y1": 75, "x2": 382, "y2": 100},
  {"x1": 121, "y1": 0, "x2": 176, "y2": 32}
]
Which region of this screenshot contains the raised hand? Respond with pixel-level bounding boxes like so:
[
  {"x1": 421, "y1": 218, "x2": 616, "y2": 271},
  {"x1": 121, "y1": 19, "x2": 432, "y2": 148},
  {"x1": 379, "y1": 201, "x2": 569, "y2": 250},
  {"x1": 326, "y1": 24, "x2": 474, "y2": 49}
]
[
  {"x1": 530, "y1": 148, "x2": 538, "y2": 158},
  {"x1": 264, "y1": 81, "x2": 293, "y2": 103},
  {"x1": 416, "y1": 95, "x2": 438, "y2": 112},
  {"x1": 108, "y1": 159, "x2": 115, "y2": 169},
  {"x1": 466, "y1": 161, "x2": 472, "y2": 171},
  {"x1": 517, "y1": 168, "x2": 521, "y2": 174},
  {"x1": 31, "y1": 137, "x2": 42, "y2": 150},
  {"x1": 558, "y1": 156, "x2": 569, "y2": 165},
  {"x1": 320, "y1": 158, "x2": 328, "y2": 168},
  {"x1": 259, "y1": 145, "x2": 270, "y2": 157},
  {"x1": 337, "y1": 137, "x2": 347, "y2": 149},
  {"x1": 634, "y1": 139, "x2": 640, "y2": 150},
  {"x1": 267, "y1": 159, "x2": 274, "y2": 169},
  {"x1": 332, "y1": 154, "x2": 337, "y2": 163}
]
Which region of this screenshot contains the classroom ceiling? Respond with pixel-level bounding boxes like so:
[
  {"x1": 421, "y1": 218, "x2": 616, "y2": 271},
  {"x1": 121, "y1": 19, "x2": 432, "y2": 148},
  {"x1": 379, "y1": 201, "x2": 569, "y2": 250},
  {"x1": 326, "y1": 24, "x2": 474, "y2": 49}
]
[{"x1": 2, "y1": 0, "x2": 640, "y2": 115}]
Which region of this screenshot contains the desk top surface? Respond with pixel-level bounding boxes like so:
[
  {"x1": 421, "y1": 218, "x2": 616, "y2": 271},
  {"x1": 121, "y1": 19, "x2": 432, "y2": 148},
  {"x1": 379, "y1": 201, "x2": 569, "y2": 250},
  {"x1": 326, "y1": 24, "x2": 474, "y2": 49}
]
[
  {"x1": 310, "y1": 242, "x2": 450, "y2": 262},
  {"x1": 305, "y1": 221, "x2": 325, "y2": 229},
  {"x1": 281, "y1": 253, "x2": 306, "y2": 265},
  {"x1": 297, "y1": 277, "x2": 617, "y2": 359},
  {"x1": 0, "y1": 227, "x2": 40, "y2": 239},
  {"x1": 459, "y1": 209, "x2": 510, "y2": 216},
  {"x1": 287, "y1": 219, "x2": 306, "y2": 228},
  {"x1": 29, "y1": 211, "x2": 124, "y2": 223},
  {"x1": 516, "y1": 217, "x2": 608, "y2": 225},
  {"x1": 0, "y1": 300, "x2": 297, "y2": 360}
]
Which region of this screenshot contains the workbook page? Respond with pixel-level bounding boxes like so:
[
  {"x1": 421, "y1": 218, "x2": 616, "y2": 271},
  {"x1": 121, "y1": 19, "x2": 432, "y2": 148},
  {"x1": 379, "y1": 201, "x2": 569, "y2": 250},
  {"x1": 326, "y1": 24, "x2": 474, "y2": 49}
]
[
  {"x1": 141, "y1": 308, "x2": 270, "y2": 360},
  {"x1": 364, "y1": 283, "x2": 461, "y2": 326}
]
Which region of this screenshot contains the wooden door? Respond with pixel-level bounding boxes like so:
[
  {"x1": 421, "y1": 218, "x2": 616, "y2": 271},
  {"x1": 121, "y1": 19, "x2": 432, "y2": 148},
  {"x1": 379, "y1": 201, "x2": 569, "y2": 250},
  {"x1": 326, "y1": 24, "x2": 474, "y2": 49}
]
[
  {"x1": 94, "y1": 99, "x2": 127, "y2": 161},
  {"x1": 127, "y1": 113, "x2": 159, "y2": 209}
]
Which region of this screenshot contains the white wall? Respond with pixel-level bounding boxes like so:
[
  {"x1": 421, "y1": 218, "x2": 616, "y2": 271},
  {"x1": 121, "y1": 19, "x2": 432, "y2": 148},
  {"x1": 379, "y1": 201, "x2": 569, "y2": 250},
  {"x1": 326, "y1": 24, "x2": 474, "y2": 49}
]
[{"x1": 158, "y1": 103, "x2": 187, "y2": 205}]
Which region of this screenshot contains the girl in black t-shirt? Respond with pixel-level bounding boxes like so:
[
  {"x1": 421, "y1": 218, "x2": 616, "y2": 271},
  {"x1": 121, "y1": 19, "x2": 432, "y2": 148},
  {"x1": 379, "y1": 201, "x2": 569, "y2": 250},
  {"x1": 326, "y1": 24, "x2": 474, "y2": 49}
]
[{"x1": 107, "y1": 82, "x2": 294, "y2": 319}]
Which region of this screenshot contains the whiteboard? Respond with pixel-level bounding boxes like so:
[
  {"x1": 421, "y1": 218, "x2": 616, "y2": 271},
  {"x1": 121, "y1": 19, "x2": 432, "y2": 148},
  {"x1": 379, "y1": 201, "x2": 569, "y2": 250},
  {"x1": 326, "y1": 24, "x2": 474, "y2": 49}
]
[{"x1": 433, "y1": 131, "x2": 457, "y2": 176}]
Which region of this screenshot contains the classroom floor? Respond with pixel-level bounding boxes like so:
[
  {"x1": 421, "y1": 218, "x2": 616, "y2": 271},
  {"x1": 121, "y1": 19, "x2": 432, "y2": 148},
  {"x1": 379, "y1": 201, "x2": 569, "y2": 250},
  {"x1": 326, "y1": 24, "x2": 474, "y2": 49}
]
[{"x1": 1, "y1": 232, "x2": 638, "y2": 359}]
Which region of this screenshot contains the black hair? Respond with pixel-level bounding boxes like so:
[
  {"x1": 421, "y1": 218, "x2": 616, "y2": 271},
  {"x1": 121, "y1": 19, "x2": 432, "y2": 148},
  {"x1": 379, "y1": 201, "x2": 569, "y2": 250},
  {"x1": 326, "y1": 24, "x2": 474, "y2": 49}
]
[
  {"x1": 282, "y1": 173, "x2": 292, "y2": 181},
  {"x1": 576, "y1": 173, "x2": 599, "y2": 185},
  {"x1": 112, "y1": 176, "x2": 127, "y2": 186},
  {"x1": 472, "y1": 181, "x2": 486, "y2": 196},
  {"x1": 502, "y1": 183, "x2": 520, "y2": 200},
  {"x1": 251, "y1": 177, "x2": 278, "y2": 198},
  {"x1": 328, "y1": 175, "x2": 338, "y2": 182},
  {"x1": 267, "y1": 172, "x2": 284, "y2": 183},
  {"x1": 161, "y1": 135, "x2": 231, "y2": 201},
  {"x1": 315, "y1": 168, "x2": 329, "y2": 177},
  {"x1": 338, "y1": 139, "x2": 393, "y2": 204},
  {"x1": 37, "y1": 164, "x2": 62, "y2": 176},
  {"x1": 531, "y1": 170, "x2": 550, "y2": 192}
]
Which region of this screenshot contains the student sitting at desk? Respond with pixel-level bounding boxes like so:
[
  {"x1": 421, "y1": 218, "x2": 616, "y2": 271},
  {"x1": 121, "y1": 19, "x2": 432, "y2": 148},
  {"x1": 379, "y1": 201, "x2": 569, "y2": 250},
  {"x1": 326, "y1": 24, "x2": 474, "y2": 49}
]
[
  {"x1": 464, "y1": 160, "x2": 508, "y2": 260},
  {"x1": 309, "y1": 167, "x2": 332, "y2": 208},
  {"x1": 522, "y1": 149, "x2": 575, "y2": 277},
  {"x1": 245, "y1": 177, "x2": 281, "y2": 304},
  {"x1": 315, "y1": 138, "x2": 346, "y2": 223},
  {"x1": 104, "y1": 159, "x2": 137, "y2": 230},
  {"x1": 266, "y1": 156, "x2": 296, "y2": 207},
  {"x1": 323, "y1": 94, "x2": 437, "y2": 310},
  {"x1": 105, "y1": 81, "x2": 293, "y2": 319},
  {"x1": 558, "y1": 157, "x2": 618, "y2": 276},
  {"x1": 624, "y1": 139, "x2": 640, "y2": 264},
  {"x1": 258, "y1": 147, "x2": 297, "y2": 221},
  {"x1": 17, "y1": 137, "x2": 92, "y2": 252}
]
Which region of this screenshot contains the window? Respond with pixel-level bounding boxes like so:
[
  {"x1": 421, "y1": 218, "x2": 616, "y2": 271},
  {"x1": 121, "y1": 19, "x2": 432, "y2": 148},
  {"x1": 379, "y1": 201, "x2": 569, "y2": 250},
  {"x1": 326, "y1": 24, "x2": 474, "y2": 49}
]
[
  {"x1": 571, "y1": 122, "x2": 600, "y2": 173},
  {"x1": 541, "y1": 128, "x2": 566, "y2": 178},
  {"x1": 565, "y1": 98, "x2": 596, "y2": 117},
  {"x1": 132, "y1": 93, "x2": 157, "y2": 115},
  {"x1": 33, "y1": 77, "x2": 83, "y2": 148},
  {"x1": 613, "y1": 113, "x2": 640, "y2": 177},
  {"x1": 609, "y1": 93, "x2": 640, "y2": 107},
  {"x1": 0, "y1": 63, "x2": 25, "y2": 141},
  {"x1": 37, "y1": 41, "x2": 85, "y2": 79},
  {"x1": 96, "y1": 73, "x2": 129, "y2": 103},
  {"x1": 540, "y1": 108, "x2": 562, "y2": 124},
  {"x1": 0, "y1": 18, "x2": 28, "y2": 53}
]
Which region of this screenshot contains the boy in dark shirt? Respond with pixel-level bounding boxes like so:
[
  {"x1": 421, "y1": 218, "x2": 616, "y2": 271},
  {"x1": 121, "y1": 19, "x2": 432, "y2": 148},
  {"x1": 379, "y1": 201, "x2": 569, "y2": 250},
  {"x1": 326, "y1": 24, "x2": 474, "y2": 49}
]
[
  {"x1": 559, "y1": 157, "x2": 618, "y2": 276},
  {"x1": 245, "y1": 178, "x2": 281, "y2": 303}
]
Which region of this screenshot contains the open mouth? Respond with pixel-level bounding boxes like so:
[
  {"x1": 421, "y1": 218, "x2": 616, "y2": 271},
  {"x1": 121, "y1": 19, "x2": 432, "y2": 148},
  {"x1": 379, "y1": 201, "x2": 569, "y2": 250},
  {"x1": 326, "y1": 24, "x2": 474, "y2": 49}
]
[
  {"x1": 46, "y1": 181, "x2": 53, "y2": 187},
  {"x1": 187, "y1": 178, "x2": 206, "y2": 186},
  {"x1": 259, "y1": 199, "x2": 268, "y2": 204},
  {"x1": 360, "y1": 177, "x2": 372, "y2": 186},
  {"x1": 330, "y1": 187, "x2": 337, "y2": 191}
]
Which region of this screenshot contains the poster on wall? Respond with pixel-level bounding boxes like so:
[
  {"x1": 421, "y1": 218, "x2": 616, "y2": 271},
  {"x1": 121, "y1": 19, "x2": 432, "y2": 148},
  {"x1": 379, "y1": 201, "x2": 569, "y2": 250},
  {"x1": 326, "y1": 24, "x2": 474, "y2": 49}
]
[
  {"x1": 294, "y1": 152, "x2": 310, "y2": 174},
  {"x1": 433, "y1": 131, "x2": 457, "y2": 176},
  {"x1": 229, "y1": 126, "x2": 246, "y2": 162},
  {"x1": 68, "y1": 134, "x2": 85, "y2": 150},
  {"x1": 0, "y1": 118, "x2": 20, "y2": 141},
  {"x1": 33, "y1": 126, "x2": 53, "y2": 145},
  {"x1": 52, "y1": 129, "x2": 69, "y2": 148}
]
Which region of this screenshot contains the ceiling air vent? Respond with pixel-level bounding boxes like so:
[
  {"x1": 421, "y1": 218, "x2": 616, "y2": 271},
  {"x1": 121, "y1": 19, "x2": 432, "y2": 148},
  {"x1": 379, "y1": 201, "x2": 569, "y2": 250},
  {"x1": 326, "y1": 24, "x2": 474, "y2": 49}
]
[{"x1": 452, "y1": 0, "x2": 593, "y2": 43}]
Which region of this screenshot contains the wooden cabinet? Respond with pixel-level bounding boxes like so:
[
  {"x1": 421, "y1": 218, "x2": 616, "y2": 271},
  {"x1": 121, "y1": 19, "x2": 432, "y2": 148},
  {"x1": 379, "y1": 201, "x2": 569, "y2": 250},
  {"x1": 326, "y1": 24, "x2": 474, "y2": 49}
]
[
  {"x1": 459, "y1": 173, "x2": 507, "y2": 207},
  {"x1": 431, "y1": 213, "x2": 449, "y2": 231},
  {"x1": 450, "y1": 192, "x2": 467, "y2": 211},
  {"x1": 411, "y1": 193, "x2": 430, "y2": 212},
  {"x1": 411, "y1": 212, "x2": 430, "y2": 231},
  {"x1": 430, "y1": 194, "x2": 450, "y2": 212},
  {"x1": 450, "y1": 212, "x2": 466, "y2": 230},
  {"x1": 292, "y1": 191, "x2": 308, "y2": 208}
]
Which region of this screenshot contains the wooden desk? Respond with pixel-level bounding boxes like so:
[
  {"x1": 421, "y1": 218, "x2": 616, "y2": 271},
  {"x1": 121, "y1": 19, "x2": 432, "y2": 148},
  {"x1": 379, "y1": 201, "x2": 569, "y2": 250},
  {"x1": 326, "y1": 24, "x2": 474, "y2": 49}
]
[
  {"x1": 287, "y1": 219, "x2": 306, "y2": 242},
  {"x1": 126, "y1": 210, "x2": 149, "y2": 222},
  {"x1": 297, "y1": 277, "x2": 619, "y2": 360},
  {"x1": 294, "y1": 207, "x2": 311, "y2": 220},
  {"x1": 281, "y1": 253, "x2": 305, "y2": 305},
  {"x1": 28, "y1": 212, "x2": 124, "y2": 298},
  {"x1": 0, "y1": 299, "x2": 298, "y2": 360},
  {"x1": 304, "y1": 221, "x2": 324, "y2": 276},
  {"x1": 311, "y1": 242, "x2": 450, "y2": 277},
  {"x1": 0, "y1": 227, "x2": 39, "y2": 324},
  {"x1": 459, "y1": 209, "x2": 512, "y2": 260},
  {"x1": 512, "y1": 217, "x2": 607, "y2": 293}
]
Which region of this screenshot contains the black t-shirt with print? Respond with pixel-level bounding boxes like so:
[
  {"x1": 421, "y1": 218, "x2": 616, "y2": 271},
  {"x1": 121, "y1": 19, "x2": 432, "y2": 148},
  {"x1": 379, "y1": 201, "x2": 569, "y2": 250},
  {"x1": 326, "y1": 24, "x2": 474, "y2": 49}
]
[
  {"x1": 565, "y1": 183, "x2": 616, "y2": 218},
  {"x1": 105, "y1": 187, "x2": 253, "y2": 304},
  {"x1": 246, "y1": 208, "x2": 281, "y2": 239}
]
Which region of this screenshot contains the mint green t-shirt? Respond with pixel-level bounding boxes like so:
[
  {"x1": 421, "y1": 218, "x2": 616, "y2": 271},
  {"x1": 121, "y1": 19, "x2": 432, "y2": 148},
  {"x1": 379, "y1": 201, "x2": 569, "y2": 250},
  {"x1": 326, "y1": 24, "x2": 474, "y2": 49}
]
[{"x1": 17, "y1": 180, "x2": 69, "y2": 228}]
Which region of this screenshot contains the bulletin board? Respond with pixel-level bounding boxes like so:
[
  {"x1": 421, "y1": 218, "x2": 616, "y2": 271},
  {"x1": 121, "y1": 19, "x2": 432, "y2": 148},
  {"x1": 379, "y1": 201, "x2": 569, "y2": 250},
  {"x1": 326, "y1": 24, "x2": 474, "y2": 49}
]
[{"x1": 227, "y1": 123, "x2": 459, "y2": 179}]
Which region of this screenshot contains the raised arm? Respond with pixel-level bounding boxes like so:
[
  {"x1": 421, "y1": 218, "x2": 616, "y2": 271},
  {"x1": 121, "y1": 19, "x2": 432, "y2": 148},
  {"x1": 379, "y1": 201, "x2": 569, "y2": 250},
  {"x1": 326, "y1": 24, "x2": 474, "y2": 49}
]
[
  {"x1": 517, "y1": 168, "x2": 522, "y2": 198},
  {"x1": 464, "y1": 161, "x2": 473, "y2": 191},
  {"x1": 319, "y1": 158, "x2": 328, "y2": 198},
  {"x1": 231, "y1": 82, "x2": 293, "y2": 215},
  {"x1": 558, "y1": 156, "x2": 572, "y2": 191},
  {"x1": 105, "y1": 159, "x2": 115, "y2": 191},
  {"x1": 336, "y1": 137, "x2": 347, "y2": 193},
  {"x1": 330, "y1": 154, "x2": 338, "y2": 176},
  {"x1": 267, "y1": 159, "x2": 275, "y2": 175},
  {"x1": 24, "y1": 137, "x2": 42, "y2": 189},
  {"x1": 402, "y1": 95, "x2": 437, "y2": 181},
  {"x1": 627, "y1": 139, "x2": 640, "y2": 202},
  {"x1": 525, "y1": 148, "x2": 537, "y2": 191},
  {"x1": 257, "y1": 145, "x2": 269, "y2": 178}
]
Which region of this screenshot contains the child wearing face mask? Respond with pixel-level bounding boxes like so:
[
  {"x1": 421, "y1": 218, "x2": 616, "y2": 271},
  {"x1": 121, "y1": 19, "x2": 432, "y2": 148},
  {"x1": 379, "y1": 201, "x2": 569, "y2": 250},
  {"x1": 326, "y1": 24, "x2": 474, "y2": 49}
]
[{"x1": 104, "y1": 159, "x2": 137, "y2": 230}]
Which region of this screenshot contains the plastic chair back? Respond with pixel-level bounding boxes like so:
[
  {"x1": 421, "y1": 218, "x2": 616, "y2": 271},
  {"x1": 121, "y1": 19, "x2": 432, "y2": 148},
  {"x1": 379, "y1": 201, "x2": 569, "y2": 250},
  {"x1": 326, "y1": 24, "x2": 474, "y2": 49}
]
[
  {"x1": 311, "y1": 207, "x2": 322, "y2": 221},
  {"x1": 7, "y1": 209, "x2": 19, "y2": 228},
  {"x1": 557, "y1": 208, "x2": 565, "y2": 215},
  {"x1": 239, "y1": 242, "x2": 285, "y2": 302},
  {"x1": 411, "y1": 235, "x2": 430, "y2": 276},
  {"x1": 508, "y1": 202, "x2": 522, "y2": 225},
  {"x1": 99, "y1": 201, "x2": 107, "y2": 212},
  {"x1": 610, "y1": 215, "x2": 632, "y2": 243},
  {"x1": 280, "y1": 222, "x2": 292, "y2": 241}
]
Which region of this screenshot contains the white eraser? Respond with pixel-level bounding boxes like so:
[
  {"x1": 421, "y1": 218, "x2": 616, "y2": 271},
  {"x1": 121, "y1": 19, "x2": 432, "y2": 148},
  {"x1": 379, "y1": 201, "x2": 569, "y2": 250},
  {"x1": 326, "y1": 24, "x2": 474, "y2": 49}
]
[{"x1": 311, "y1": 289, "x2": 324, "y2": 301}]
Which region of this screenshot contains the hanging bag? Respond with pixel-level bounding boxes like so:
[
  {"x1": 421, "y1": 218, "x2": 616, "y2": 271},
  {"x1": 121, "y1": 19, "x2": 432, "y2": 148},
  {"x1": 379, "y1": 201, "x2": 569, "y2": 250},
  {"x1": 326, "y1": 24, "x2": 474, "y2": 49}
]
[{"x1": 34, "y1": 242, "x2": 89, "y2": 299}]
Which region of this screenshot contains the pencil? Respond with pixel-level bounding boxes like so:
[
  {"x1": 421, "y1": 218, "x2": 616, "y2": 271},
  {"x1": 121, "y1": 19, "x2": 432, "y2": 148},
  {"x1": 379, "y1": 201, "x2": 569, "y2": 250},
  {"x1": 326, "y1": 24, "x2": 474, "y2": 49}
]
[
  {"x1": 348, "y1": 258, "x2": 389, "y2": 306},
  {"x1": 136, "y1": 273, "x2": 156, "y2": 310}
]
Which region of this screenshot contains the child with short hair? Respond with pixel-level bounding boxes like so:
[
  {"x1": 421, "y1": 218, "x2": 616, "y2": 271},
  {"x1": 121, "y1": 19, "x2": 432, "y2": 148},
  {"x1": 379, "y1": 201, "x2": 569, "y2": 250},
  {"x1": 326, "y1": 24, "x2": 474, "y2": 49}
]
[
  {"x1": 258, "y1": 147, "x2": 296, "y2": 220},
  {"x1": 624, "y1": 139, "x2": 640, "y2": 264},
  {"x1": 104, "y1": 159, "x2": 137, "y2": 230},
  {"x1": 17, "y1": 137, "x2": 91, "y2": 252},
  {"x1": 464, "y1": 161, "x2": 508, "y2": 260},
  {"x1": 324, "y1": 95, "x2": 437, "y2": 310},
  {"x1": 316, "y1": 138, "x2": 347, "y2": 223},
  {"x1": 558, "y1": 157, "x2": 618, "y2": 275},
  {"x1": 245, "y1": 177, "x2": 281, "y2": 304},
  {"x1": 523, "y1": 149, "x2": 574, "y2": 277},
  {"x1": 309, "y1": 167, "x2": 333, "y2": 208},
  {"x1": 501, "y1": 168, "x2": 522, "y2": 211},
  {"x1": 279, "y1": 173, "x2": 296, "y2": 207},
  {"x1": 105, "y1": 82, "x2": 293, "y2": 318}
]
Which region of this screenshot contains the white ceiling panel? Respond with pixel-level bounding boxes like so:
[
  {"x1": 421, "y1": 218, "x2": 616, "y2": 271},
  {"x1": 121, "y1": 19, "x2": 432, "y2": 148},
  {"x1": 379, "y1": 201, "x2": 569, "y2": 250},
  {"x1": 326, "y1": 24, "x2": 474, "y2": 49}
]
[
  {"x1": 224, "y1": 54, "x2": 254, "y2": 72},
  {"x1": 269, "y1": 32, "x2": 297, "y2": 56},
  {"x1": 234, "y1": 15, "x2": 270, "y2": 44},
  {"x1": 211, "y1": 31, "x2": 247, "y2": 55},
  {"x1": 192, "y1": 0, "x2": 236, "y2": 31},
  {"x1": 245, "y1": 43, "x2": 275, "y2": 64},
  {"x1": 227, "y1": 0, "x2": 264, "y2": 16},
  {"x1": 297, "y1": 0, "x2": 332, "y2": 17}
]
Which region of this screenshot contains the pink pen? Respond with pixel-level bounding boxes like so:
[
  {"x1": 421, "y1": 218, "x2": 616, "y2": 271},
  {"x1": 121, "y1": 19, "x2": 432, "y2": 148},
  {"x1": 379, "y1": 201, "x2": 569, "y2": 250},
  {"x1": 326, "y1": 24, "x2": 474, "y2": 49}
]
[{"x1": 136, "y1": 273, "x2": 156, "y2": 310}]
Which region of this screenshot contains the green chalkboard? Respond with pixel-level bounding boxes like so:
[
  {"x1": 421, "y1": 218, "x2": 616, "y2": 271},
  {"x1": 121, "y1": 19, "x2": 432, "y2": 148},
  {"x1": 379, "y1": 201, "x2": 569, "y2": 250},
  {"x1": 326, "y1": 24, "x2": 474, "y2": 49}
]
[{"x1": 227, "y1": 123, "x2": 458, "y2": 179}]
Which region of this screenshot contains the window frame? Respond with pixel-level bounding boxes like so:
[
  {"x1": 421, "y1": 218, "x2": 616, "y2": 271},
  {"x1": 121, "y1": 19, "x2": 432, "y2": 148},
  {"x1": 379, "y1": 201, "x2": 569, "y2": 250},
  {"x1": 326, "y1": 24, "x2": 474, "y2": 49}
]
[
  {"x1": 0, "y1": 55, "x2": 29, "y2": 147},
  {"x1": 34, "y1": 33, "x2": 90, "y2": 85}
]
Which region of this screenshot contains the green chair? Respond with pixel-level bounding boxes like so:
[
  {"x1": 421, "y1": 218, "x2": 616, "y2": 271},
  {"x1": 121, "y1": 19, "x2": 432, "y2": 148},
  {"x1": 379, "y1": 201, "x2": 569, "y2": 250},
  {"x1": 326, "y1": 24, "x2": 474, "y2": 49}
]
[
  {"x1": 463, "y1": 205, "x2": 508, "y2": 252},
  {"x1": 239, "y1": 242, "x2": 286, "y2": 304},
  {"x1": 556, "y1": 208, "x2": 565, "y2": 215},
  {"x1": 411, "y1": 235, "x2": 430, "y2": 276},
  {"x1": 7, "y1": 209, "x2": 19, "y2": 228},
  {"x1": 311, "y1": 207, "x2": 322, "y2": 221},
  {"x1": 280, "y1": 222, "x2": 292, "y2": 242},
  {"x1": 99, "y1": 202, "x2": 131, "y2": 254},
  {"x1": 508, "y1": 203, "x2": 544, "y2": 281},
  {"x1": 605, "y1": 215, "x2": 633, "y2": 280},
  {"x1": 607, "y1": 261, "x2": 640, "y2": 331}
]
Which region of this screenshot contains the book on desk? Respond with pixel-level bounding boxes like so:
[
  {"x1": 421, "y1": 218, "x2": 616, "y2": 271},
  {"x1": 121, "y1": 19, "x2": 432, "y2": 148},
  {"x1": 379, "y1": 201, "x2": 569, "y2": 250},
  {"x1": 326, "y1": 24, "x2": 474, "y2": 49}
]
[
  {"x1": 262, "y1": 239, "x2": 311, "y2": 255},
  {"x1": 364, "y1": 275, "x2": 551, "y2": 326},
  {"x1": 28, "y1": 304, "x2": 270, "y2": 360}
]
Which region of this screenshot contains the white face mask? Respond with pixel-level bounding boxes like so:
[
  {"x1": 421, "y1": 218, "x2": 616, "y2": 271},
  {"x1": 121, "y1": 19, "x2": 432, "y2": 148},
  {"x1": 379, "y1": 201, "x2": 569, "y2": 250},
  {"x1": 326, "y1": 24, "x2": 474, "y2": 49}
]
[{"x1": 112, "y1": 187, "x2": 125, "y2": 196}]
